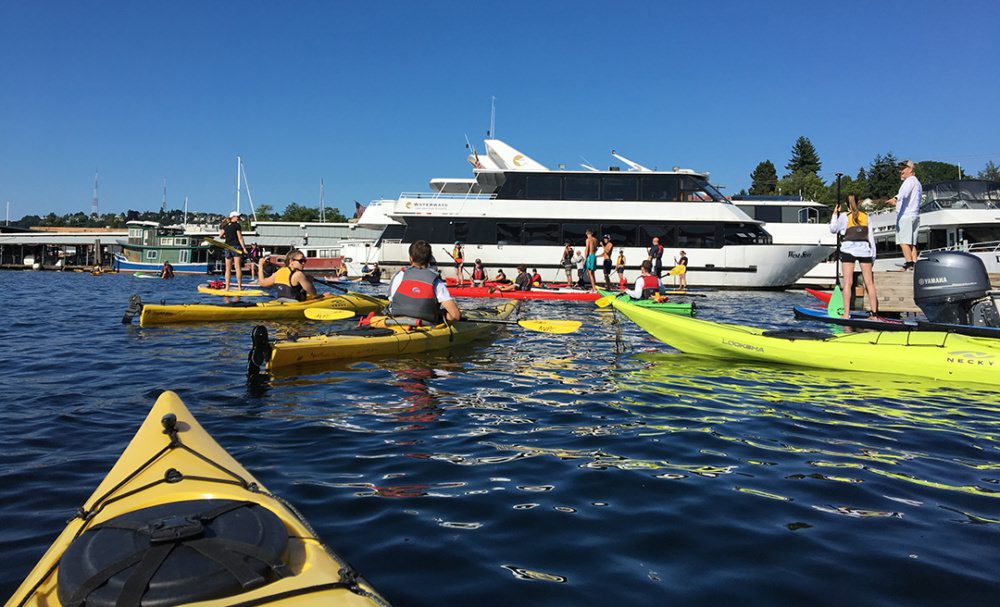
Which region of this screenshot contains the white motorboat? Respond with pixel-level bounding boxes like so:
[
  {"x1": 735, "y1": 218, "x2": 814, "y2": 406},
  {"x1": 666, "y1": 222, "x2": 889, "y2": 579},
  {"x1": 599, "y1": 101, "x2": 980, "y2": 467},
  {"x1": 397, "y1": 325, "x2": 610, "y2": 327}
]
[
  {"x1": 349, "y1": 140, "x2": 832, "y2": 288},
  {"x1": 870, "y1": 179, "x2": 1000, "y2": 273}
]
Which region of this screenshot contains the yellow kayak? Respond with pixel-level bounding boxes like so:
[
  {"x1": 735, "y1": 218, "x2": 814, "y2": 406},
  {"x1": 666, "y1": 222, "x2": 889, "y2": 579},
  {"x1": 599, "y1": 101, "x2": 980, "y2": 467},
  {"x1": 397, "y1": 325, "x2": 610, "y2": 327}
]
[
  {"x1": 129, "y1": 293, "x2": 387, "y2": 326},
  {"x1": 610, "y1": 296, "x2": 1000, "y2": 386},
  {"x1": 8, "y1": 391, "x2": 391, "y2": 607},
  {"x1": 197, "y1": 284, "x2": 270, "y2": 297},
  {"x1": 252, "y1": 301, "x2": 519, "y2": 372}
]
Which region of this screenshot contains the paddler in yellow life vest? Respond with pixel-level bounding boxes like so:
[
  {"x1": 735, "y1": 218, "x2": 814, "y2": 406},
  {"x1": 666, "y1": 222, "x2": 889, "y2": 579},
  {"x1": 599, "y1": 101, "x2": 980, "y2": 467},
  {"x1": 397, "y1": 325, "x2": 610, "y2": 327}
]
[
  {"x1": 451, "y1": 241, "x2": 465, "y2": 285},
  {"x1": 257, "y1": 248, "x2": 318, "y2": 301},
  {"x1": 829, "y1": 194, "x2": 879, "y2": 319}
]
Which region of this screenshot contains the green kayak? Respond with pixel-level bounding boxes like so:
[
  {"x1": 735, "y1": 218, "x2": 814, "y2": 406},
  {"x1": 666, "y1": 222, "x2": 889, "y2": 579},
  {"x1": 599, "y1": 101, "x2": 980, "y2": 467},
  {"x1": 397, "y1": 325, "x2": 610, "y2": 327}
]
[{"x1": 597, "y1": 289, "x2": 695, "y2": 316}]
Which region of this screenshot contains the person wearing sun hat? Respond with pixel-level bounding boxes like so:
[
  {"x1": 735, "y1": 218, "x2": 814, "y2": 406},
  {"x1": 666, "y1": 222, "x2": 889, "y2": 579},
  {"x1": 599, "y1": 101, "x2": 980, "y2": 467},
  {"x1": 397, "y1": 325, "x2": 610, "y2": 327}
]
[
  {"x1": 885, "y1": 159, "x2": 922, "y2": 270},
  {"x1": 218, "y1": 210, "x2": 248, "y2": 290}
]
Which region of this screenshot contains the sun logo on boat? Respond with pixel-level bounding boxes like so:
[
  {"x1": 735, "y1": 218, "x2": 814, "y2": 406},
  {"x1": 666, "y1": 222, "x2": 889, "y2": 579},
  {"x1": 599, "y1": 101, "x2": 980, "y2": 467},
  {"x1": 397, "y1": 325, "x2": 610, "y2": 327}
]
[{"x1": 512, "y1": 154, "x2": 525, "y2": 167}]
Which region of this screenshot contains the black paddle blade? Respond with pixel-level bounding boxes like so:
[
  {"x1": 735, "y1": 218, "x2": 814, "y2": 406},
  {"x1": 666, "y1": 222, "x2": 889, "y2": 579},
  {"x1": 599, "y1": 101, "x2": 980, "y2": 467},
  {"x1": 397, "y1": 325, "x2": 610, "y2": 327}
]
[
  {"x1": 247, "y1": 325, "x2": 272, "y2": 378},
  {"x1": 121, "y1": 294, "x2": 143, "y2": 324}
]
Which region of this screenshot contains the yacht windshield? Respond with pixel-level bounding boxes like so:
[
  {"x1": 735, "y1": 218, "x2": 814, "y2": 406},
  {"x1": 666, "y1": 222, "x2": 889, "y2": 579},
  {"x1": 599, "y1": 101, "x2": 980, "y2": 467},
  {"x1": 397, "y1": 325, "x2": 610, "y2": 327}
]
[
  {"x1": 922, "y1": 180, "x2": 1000, "y2": 211},
  {"x1": 685, "y1": 178, "x2": 728, "y2": 203}
]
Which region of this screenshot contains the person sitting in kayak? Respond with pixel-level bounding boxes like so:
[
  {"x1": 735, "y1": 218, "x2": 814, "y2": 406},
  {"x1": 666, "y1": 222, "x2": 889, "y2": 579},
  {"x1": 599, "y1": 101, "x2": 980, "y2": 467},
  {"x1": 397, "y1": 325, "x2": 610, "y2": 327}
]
[
  {"x1": 530, "y1": 268, "x2": 543, "y2": 286},
  {"x1": 364, "y1": 262, "x2": 382, "y2": 284},
  {"x1": 388, "y1": 239, "x2": 461, "y2": 324},
  {"x1": 470, "y1": 259, "x2": 487, "y2": 286},
  {"x1": 830, "y1": 194, "x2": 879, "y2": 319},
  {"x1": 493, "y1": 269, "x2": 511, "y2": 284},
  {"x1": 627, "y1": 260, "x2": 666, "y2": 300},
  {"x1": 257, "y1": 248, "x2": 317, "y2": 301},
  {"x1": 496, "y1": 264, "x2": 533, "y2": 292},
  {"x1": 160, "y1": 261, "x2": 175, "y2": 279}
]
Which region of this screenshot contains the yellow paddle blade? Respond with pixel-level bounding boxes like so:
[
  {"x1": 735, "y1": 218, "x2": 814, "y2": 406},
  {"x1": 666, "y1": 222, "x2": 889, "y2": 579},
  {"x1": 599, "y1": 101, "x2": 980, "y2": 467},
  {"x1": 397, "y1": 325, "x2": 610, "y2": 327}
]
[
  {"x1": 517, "y1": 319, "x2": 582, "y2": 334},
  {"x1": 594, "y1": 295, "x2": 617, "y2": 308},
  {"x1": 304, "y1": 308, "x2": 356, "y2": 321},
  {"x1": 668, "y1": 264, "x2": 686, "y2": 275}
]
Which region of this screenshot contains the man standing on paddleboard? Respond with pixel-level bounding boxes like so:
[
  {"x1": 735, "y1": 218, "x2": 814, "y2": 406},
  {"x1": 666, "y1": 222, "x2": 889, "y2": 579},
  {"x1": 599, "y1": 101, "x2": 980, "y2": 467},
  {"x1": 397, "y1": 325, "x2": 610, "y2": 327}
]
[
  {"x1": 886, "y1": 159, "x2": 922, "y2": 270},
  {"x1": 584, "y1": 229, "x2": 599, "y2": 292}
]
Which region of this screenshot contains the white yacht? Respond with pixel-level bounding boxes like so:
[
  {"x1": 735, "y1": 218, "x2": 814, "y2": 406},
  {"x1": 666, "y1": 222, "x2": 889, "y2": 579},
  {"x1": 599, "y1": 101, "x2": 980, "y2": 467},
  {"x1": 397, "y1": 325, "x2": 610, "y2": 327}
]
[
  {"x1": 346, "y1": 140, "x2": 832, "y2": 288},
  {"x1": 870, "y1": 179, "x2": 1000, "y2": 273},
  {"x1": 733, "y1": 196, "x2": 837, "y2": 287}
]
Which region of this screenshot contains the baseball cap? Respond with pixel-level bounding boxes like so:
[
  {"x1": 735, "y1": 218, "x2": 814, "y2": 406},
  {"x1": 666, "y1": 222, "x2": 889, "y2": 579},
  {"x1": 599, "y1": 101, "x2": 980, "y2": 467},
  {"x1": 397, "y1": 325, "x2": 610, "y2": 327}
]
[
  {"x1": 229, "y1": 211, "x2": 240, "y2": 218},
  {"x1": 897, "y1": 160, "x2": 915, "y2": 170}
]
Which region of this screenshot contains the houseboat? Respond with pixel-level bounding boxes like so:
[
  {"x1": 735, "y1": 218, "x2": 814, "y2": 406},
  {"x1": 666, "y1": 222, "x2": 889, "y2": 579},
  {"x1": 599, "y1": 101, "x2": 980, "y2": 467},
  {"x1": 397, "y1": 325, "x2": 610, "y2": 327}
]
[{"x1": 113, "y1": 221, "x2": 214, "y2": 274}]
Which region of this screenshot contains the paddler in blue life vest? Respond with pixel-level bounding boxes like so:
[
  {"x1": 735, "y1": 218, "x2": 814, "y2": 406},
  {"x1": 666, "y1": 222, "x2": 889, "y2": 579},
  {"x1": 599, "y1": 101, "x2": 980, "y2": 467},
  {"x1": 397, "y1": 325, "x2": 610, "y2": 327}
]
[
  {"x1": 257, "y1": 248, "x2": 317, "y2": 301},
  {"x1": 627, "y1": 260, "x2": 666, "y2": 299},
  {"x1": 388, "y1": 240, "x2": 461, "y2": 323}
]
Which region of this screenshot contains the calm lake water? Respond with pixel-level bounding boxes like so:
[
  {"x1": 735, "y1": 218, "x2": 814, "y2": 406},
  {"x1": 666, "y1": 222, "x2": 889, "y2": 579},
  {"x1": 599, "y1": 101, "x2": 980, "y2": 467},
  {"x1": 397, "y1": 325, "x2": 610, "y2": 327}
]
[{"x1": 0, "y1": 270, "x2": 997, "y2": 605}]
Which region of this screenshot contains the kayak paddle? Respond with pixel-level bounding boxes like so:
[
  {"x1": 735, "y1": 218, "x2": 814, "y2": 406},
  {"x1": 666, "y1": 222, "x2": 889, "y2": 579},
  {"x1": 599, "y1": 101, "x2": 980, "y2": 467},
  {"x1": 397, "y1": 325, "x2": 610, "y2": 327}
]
[
  {"x1": 457, "y1": 318, "x2": 582, "y2": 334},
  {"x1": 313, "y1": 277, "x2": 387, "y2": 306},
  {"x1": 303, "y1": 308, "x2": 357, "y2": 321}
]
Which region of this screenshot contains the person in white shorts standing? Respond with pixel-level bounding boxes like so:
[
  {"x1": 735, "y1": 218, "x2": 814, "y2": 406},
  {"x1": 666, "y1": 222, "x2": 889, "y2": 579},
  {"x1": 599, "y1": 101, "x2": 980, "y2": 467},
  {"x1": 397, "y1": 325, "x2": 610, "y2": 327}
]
[{"x1": 885, "y1": 159, "x2": 922, "y2": 270}]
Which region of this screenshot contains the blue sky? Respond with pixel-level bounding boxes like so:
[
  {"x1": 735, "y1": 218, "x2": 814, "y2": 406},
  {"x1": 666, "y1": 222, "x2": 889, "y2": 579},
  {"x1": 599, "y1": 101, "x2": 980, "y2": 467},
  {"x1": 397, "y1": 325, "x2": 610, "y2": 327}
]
[{"x1": 2, "y1": 0, "x2": 998, "y2": 219}]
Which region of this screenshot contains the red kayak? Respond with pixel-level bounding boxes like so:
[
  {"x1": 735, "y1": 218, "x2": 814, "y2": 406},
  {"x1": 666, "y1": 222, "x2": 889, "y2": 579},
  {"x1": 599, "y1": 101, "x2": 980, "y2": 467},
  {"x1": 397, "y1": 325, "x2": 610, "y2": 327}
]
[
  {"x1": 447, "y1": 285, "x2": 600, "y2": 301},
  {"x1": 444, "y1": 277, "x2": 574, "y2": 289},
  {"x1": 805, "y1": 287, "x2": 832, "y2": 304}
]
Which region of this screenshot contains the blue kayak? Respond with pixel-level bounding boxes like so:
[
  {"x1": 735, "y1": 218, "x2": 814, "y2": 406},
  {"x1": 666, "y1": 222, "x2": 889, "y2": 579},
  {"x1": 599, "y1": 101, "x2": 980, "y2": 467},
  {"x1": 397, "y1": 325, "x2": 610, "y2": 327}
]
[{"x1": 792, "y1": 305, "x2": 1000, "y2": 339}]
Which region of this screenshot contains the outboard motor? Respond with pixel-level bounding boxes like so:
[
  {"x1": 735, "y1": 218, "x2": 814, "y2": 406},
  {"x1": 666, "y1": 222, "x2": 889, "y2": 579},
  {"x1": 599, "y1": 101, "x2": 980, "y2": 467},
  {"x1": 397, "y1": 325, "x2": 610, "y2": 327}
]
[{"x1": 913, "y1": 251, "x2": 1000, "y2": 327}]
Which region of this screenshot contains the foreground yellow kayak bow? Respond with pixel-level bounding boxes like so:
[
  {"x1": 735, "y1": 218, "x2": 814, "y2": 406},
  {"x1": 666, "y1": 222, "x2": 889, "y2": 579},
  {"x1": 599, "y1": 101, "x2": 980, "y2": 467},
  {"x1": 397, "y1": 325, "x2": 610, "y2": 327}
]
[{"x1": 9, "y1": 391, "x2": 391, "y2": 607}]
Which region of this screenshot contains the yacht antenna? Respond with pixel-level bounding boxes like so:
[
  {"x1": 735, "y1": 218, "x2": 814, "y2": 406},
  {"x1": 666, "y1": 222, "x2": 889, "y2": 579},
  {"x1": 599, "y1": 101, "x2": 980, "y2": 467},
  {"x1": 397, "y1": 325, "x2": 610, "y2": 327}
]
[
  {"x1": 92, "y1": 172, "x2": 99, "y2": 217},
  {"x1": 610, "y1": 149, "x2": 652, "y2": 172},
  {"x1": 488, "y1": 96, "x2": 496, "y2": 138},
  {"x1": 579, "y1": 156, "x2": 599, "y2": 172},
  {"x1": 320, "y1": 179, "x2": 325, "y2": 222}
]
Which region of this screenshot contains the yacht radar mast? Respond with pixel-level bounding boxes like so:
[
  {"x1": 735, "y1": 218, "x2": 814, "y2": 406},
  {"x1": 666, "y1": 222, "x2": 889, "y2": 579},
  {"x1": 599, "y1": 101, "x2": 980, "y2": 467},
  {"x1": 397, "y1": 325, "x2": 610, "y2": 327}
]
[{"x1": 610, "y1": 150, "x2": 652, "y2": 172}]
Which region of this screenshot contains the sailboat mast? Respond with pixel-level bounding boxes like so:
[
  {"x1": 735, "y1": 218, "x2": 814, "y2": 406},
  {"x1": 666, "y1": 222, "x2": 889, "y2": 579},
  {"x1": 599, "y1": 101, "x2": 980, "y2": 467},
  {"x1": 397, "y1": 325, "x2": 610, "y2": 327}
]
[
  {"x1": 161, "y1": 178, "x2": 167, "y2": 213},
  {"x1": 235, "y1": 156, "x2": 242, "y2": 215},
  {"x1": 92, "y1": 172, "x2": 99, "y2": 217},
  {"x1": 320, "y1": 179, "x2": 325, "y2": 222}
]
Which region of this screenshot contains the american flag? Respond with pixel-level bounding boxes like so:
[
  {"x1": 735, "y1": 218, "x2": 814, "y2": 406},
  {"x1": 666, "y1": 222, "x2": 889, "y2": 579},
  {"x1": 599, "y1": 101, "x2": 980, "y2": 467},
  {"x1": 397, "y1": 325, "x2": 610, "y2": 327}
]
[{"x1": 353, "y1": 201, "x2": 366, "y2": 219}]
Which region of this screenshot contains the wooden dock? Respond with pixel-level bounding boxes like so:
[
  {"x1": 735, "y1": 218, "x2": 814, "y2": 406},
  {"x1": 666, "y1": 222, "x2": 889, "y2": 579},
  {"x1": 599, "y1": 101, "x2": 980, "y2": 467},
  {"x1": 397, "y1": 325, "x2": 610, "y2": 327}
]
[{"x1": 851, "y1": 271, "x2": 1000, "y2": 313}]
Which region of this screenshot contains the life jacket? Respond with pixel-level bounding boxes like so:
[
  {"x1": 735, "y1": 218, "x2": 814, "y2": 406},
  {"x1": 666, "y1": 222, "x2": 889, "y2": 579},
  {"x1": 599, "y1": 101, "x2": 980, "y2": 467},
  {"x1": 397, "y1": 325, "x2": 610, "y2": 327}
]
[
  {"x1": 844, "y1": 212, "x2": 870, "y2": 242},
  {"x1": 453, "y1": 246, "x2": 463, "y2": 261},
  {"x1": 272, "y1": 267, "x2": 306, "y2": 301},
  {"x1": 390, "y1": 266, "x2": 442, "y2": 323},
  {"x1": 640, "y1": 274, "x2": 662, "y2": 299},
  {"x1": 472, "y1": 265, "x2": 485, "y2": 280},
  {"x1": 649, "y1": 244, "x2": 664, "y2": 260}
]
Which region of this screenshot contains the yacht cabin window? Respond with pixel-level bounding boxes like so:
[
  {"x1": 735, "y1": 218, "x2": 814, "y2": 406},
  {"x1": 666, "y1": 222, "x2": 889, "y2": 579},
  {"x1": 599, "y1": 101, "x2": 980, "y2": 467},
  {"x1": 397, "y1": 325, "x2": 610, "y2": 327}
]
[{"x1": 564, "y1": 176, "x2": 601, "y2": 200}]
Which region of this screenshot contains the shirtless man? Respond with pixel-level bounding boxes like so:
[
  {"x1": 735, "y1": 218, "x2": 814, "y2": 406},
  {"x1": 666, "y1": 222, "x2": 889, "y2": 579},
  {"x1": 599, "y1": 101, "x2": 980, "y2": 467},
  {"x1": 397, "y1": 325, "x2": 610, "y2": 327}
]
[{"x1": 584, "y1": 229, "x2": 599, "y2": 292}]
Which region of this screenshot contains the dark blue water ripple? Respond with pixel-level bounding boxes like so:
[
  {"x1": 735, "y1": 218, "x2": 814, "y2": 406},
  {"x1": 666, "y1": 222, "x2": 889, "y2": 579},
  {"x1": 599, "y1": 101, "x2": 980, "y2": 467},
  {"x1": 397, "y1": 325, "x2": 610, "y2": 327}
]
[{"x1": 0, "y1": 270, "x2": 998, "y2": 605}]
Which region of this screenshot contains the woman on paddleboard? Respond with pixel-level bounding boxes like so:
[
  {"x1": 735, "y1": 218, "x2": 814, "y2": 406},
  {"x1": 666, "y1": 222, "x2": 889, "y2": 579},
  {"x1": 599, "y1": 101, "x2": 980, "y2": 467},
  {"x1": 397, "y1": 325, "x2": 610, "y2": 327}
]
[
  {"x1": 561, "y1": 242, "x2": 575, "y2": 284},
  {"x1": 219, "y1": 211, "x2": 248, "y2": 291},
  {"x1": 830, "y1": 195, "x2": 878, "y2": 319},
  {"x1": 615, "y1": 250, "x2": 627, "y2": 290},
  {"x1": 452, "y1": 241, "x2": 465, "y2": 285},
  {"x1": 673, "y1": 250, "x2": 689, "y2": 289}
]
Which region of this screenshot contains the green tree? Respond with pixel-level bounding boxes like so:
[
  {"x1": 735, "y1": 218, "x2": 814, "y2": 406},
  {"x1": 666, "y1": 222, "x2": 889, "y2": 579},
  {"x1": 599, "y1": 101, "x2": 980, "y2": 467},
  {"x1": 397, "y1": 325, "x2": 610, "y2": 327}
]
[
  {"x1": 866, "y1": 153, "x2": 900, "y2": 199},
  {"x1": 749, "y1": 160, "x2": 778, "y2": 195},
  {"x1": 978, "y1": 160, "x2": 1000, "y2": 181},
  {"x1": 915, "y1": 160, "x2": 964, "y2": 184},
  {"x1": 786, "y1": 136, "x2": 822, "y2": 175},
  {"x1": 777, "y1": 170, "x2": 827, "y2": 202},
  {"x1": 280, "y1": 202, "x2": 321, "y2": 222}
]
